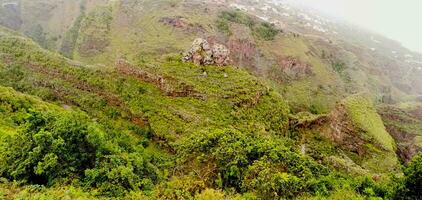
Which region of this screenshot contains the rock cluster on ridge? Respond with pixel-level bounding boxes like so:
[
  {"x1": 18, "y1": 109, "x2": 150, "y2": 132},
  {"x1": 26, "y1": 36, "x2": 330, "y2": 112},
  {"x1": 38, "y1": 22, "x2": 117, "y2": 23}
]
[{"x1": 182, "y1": 38, "x2": 231, "y2": 66}]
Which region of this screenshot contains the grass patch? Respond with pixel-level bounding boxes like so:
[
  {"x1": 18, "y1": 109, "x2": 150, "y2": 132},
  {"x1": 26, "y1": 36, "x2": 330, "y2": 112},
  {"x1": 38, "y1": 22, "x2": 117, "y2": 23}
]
[
  {"x1": 343, "y1": 95, "x2": 395, "y2": 152},
  {"x1": 253, "y1": 22, "x2": 280, "y2": 41},
  {"x1": 217, "y1": 10, "x2": 280, "y2": 41},
  {"x1": 219, "y1": 10, "x2": 255, "y2": 28}
]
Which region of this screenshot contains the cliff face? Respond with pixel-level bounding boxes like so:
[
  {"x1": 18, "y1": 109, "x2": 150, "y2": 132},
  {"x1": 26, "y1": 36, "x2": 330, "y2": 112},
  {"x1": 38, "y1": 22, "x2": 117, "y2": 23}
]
[{"x1": 378, "y1": 104, "x2": 422, "y2": 163}]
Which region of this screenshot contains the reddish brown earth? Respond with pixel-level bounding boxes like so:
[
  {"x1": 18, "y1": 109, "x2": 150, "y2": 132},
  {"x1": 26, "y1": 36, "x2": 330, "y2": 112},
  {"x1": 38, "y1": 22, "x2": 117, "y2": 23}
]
[
  {"x1": 378, "y1": 105, "x2": 422, "y2": 163},
  {"x1": 21, "y1": 60, "x2": 149, "y2": 127},
  {"x1": 115, "y1": 59, "x2": 206, "y2": 99},
  {"x1": 278, "y1": 56, "x2": 313, "y2": 80},
  {"x1": 159, "y1": 16, "x2": 205, "y2": 33}
]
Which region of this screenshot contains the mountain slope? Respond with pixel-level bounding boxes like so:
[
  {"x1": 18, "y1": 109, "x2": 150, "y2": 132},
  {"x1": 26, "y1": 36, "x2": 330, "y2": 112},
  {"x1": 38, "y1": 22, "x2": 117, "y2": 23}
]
[
  {"x1": 3, "y1": 0, "x2": 421, "y2": 112},
  {"x1": 0, "y1": 23, "x2": 405, "y2": 199},
  {"x1": 0, "y1": 0, "x2": 421, "y2": 199}
]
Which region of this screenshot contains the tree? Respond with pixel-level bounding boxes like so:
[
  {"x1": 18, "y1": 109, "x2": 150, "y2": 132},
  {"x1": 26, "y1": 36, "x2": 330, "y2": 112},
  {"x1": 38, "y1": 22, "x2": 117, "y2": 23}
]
[
  {"x1": 0, "y1": 110, "x2": 97, "y2": 185},
  {"x1": 396, "y1": 154, "x2": 422, "y2": 199}
]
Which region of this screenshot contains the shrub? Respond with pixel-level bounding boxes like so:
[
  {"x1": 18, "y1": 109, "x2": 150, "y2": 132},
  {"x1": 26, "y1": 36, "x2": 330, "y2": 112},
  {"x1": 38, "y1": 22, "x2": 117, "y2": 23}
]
[
  {"x1": 217, "y1": 19, "x2": 231, "y2": 35},
  {"x1": 331, "y1": 61, "x2": 346, "y2": 73},
  {"x1": 24, "y1": 24, "x2": 47, "y2": 49},
  {"x1": 151, "y1": 176, "x2": 206, "y2": 199},
  {"x1": 219, "y1": 10, "x2": 255, "y2": 28},
  {"x1": 176, "y1": 128, "x2": 328, "y2": 198},
  {"x1": 84, "y1": 148, "x2": 158, "y2": 197},
  {"x1": 253, "y1": 22, "x2": 279, "y2": 41},
  {"x1": 0, "y1": 109, "x2": 98, "y2": 185},
  {"x1": 195, "y1": 189, "x2": 226, "y2": 200},
  {"x1": 395, "y1": 154, "x2": 422, "y2": 199},
  {"x1": 217, "y1": 11, "x2": 280, "y2": 40},
  {"x1": 0, "y1": 87, "x2": 160, "y2": 197},
  {"x1": 243, "y1": 159, "x2": 303, "y2": 199}
]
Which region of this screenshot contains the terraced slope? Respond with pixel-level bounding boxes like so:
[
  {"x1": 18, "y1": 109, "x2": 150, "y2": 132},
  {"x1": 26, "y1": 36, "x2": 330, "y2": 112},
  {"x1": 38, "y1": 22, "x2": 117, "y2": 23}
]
[
  {"x1": 0, "y1": 24, "x2": 408, "y2": 199},
  {"x1": 2, "y1": 0, "x2": 421, "y2": 113},
  {"x1": 0, "y1": 0, "x2": 421, "y2": 199},
  {"x1": 0, "y1": 28, "x2": 322, "y2": 199}
]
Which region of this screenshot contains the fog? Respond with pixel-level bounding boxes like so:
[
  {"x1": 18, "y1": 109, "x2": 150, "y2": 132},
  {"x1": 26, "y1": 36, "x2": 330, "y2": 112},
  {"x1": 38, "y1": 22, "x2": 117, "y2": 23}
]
[{"x1": 287, "y1": 0, "x2": 422, "y2": 54}]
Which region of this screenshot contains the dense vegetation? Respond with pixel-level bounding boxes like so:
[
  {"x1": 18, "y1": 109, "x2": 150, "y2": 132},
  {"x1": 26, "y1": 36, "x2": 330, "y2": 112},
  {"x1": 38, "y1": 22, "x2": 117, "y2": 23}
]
[
  {"x1": 0, "y1": 0, "x2": 421, "y2": 199},
  {"x1": 217, "y1": 10, "x2": 280, "y2": 40},
  {"x1": 0, "y1": 26, "x2": 420, "y2": 200}
]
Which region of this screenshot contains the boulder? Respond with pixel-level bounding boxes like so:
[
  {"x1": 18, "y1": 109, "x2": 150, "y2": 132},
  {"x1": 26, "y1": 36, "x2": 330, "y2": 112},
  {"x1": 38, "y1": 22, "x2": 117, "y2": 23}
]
[
  {"x1": 212, "y1": 43, "x2": 231, "y2": 66},
  {"x1": 183, "y1": 38, "x2": 231, "y2": 66}
]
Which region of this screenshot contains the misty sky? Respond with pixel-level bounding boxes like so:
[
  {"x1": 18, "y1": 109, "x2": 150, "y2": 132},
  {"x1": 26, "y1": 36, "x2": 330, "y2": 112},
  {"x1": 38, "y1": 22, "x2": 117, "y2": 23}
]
[{"x1": 290, "y1": 0, "x2": 422, "y2": 54}]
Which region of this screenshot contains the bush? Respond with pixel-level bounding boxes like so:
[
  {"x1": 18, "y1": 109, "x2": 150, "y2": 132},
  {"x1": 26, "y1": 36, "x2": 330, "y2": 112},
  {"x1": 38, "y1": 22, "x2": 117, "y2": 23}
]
[
  {"x1": 0, "y1": 87, "x2": 161, "y2": 197},
  {"x1": 219, "y1": 10, "x2": 255, "y2": 28},
  {"x1": 151, "y1": 176, "x2": 206, "y2": 199},
  {"x1": 176, "y1": 128, "x2": 328, "y2": 198},
  {"x1": 216, "y1": 19, "x2": 231, "y2": 35},
  {"x1": 253, "y1": 22, "x2": 279, "y2": 41},
  {"x1": 84, "y1": 147, "x2": 158, "y2": 197},
  {"x1": 395, "y1": 154, "x2": 422, "y2": 199},
  {"x1": 352, "y1": 175, "x2": 399, "y2": 200},
  {"x1": 243, "y1": 159, "x2": 303, "y2": 199},
  {"x1": 217, "y1": 11, "x2": 280, "y2": 40},
  {"x1": 0, "y1": 110, "x2": 97, "y2": 185},
  {"x1": 331, "y1": 61, "x2": 346, "y2": 73},
  {"x1": 195, "y1": 189, "x2": 226, "y2": 200}
]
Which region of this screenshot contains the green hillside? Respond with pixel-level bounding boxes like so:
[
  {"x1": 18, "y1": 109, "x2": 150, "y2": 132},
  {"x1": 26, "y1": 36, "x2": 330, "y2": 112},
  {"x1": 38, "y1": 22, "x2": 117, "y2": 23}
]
[
  {"x1": 0, "y1": 22, "x2": 413, "y2": 200},
  {"x1": 0, "y1": 0, "x2": 421, "y2": 199}
]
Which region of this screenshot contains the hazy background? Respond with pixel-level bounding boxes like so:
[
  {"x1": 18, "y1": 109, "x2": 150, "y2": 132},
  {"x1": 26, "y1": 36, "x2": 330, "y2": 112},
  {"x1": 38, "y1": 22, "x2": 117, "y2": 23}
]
[{"x1": 288, "y1": 0, "x2": 422, "y2": 54}]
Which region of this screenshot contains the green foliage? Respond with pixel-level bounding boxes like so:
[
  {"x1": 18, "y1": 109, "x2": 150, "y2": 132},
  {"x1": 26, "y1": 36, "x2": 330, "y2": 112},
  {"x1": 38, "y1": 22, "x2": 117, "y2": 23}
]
[
  {"x1": 151, "y1": 176, "x2": 206, "y2": 199},
  {"x1": 76, "y1": 6, "x2": 113, "y2": 57},
  {"x1": 216, "y1": 19, "x2": 231, "y2": 35},
  {"x1": 195, "y1": 189, "x2": 226, "y2": 200},
  {"x1": 0, "y1": 27, "x2": 411, "y2": 199},
  {"x1": 233, "y1": 92, "x2": 290, "y2": 135},
  {"x1": 395, "y1": 154, "x2": 422, "y2": 199},
  {"x1": 0, "y1": 86, "x2": 96, "y2": 185},
  {"x1": 84, "y1": 148, "x2": 158, "y2": 197},
  {"x1": 344, "y1": 95, "x2": 396, "y2": 152},
  {"x1": 0, "y1": 110, "x2": 97, "y2": 185},
  {"x1": 342, "y1": 96, "x2": 400, "y2": 174},
  {"x1": 331, "y1": 61, "x2": 351, "y2": 83},
  {"x1": 60, "y1": 13, "x2": 85, "y2": 58},
  {"x1": 217, "y1": 10, "x2": 279, "y2": 40},
  {"x1": 331, "y1": 61, "x2": 346, "y2": 73},
  {"x1": 253, "y1": 22, "x2": 279, "y2": 41},
  {"x1": 219, "y1": 10, "x2": 255, "y2": 28},
  {"x1": 24, "y1": 24, "x2": 47, "y2": 49},
  {"x1": 177, "y1": 128, "x2": 329, "y2": 199},
  {"x1": 350, "y1": 174, "x2": 409, "y2": 200},
  {"x1": 243, "y1": 159, "x2": 303, "y2": 199},
  {"x1": 0, "y1": 183, "x2": 102, "y2": 200},
  {"x1": 0, "y1": 86, "x2": 160, "y2": 196}
]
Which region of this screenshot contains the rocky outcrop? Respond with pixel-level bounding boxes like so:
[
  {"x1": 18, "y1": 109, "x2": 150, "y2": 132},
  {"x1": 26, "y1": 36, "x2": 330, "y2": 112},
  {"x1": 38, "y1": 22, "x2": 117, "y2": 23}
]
[
  {"x1": 182, "y1": 38, "x2": 231, "y2": 66},
  {"x1": 329, "y1": 104, "x2": 367, "y2": 155}
]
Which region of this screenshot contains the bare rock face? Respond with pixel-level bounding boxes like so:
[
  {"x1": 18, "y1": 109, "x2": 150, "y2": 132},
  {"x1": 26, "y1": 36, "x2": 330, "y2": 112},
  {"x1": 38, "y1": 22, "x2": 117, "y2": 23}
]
[
  {"x1": 329, "y1": 104, "x2": 367, "y2": 156},
  {"x1": 212, "y1": 43, "x2": 231, "y2": 66},
  {"x1": 182, "y1": 38, "x2": 231, "y2": 66}
]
